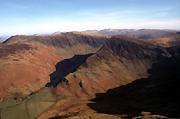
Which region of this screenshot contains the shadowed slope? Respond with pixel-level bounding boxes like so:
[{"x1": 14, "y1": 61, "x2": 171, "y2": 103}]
[
  {"x1": 53, "y1": 38, "x2": 170, "y2": 99},
  {"x1": 49, "y1": 53, "x2": 94, "y2": 87},
  {"x1": 88, "y1": 46, "x2": 180, "y2": 118}
]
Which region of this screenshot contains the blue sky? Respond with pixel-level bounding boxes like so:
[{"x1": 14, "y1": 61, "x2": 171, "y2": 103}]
[{"x1": 0, "y1": 0, "x2": 180, "y2": 35}]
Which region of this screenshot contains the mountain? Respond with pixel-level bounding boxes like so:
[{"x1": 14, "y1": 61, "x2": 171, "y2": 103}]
[
  {"x1": 88, "y1": 46, "x2": 180, "y2": 118},
  {"x1": 80, "y1": 29, "x2": 178, "y2": 39},
  {"x1": 0, "y1": 30, "x2": 180, "y2": 119},
  {"x1": 0, "y1": 33, "x2": 104, "y2": 99},
  {"x1": 0, "y1": 35, "x2": 9, "y2": 42}
]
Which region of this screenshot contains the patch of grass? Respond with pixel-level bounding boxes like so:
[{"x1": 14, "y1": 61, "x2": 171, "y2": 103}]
[
  {"x1": 0, "y1": 99, "x2": 18, "y2": 108},
  {"x1": 1, "y1": 102, "x2": 29, "y2": 119},
  {"x1": 27, "y1": 101, "x2": 55, "y2": 119},
  {"x1": 0, "y1": 89, "x2": 57, "y2": 119}
]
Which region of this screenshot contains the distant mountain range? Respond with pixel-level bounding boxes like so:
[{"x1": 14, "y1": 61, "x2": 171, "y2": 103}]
[
  {"x1": 1, "y1": 29, "x2": 180, "y2": 42},
  {"x1": 79, "y1": 29, "x2": 179, "y2": 39}
]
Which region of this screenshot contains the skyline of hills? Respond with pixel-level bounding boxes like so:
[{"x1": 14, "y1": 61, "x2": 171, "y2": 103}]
[{"x1": 1, "y1": 28, "x2": 179, "y2": 41}]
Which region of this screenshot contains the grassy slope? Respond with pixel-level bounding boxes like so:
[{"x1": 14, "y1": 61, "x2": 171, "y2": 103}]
[{"x1": 0, "y1": 88, "x2": 56, "y2": 119}]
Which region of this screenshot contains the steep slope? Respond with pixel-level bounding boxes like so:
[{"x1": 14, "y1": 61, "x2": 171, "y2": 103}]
[
  {"x1": 0, "y1": 43, "x2": 61, "y2": 99},
  {"x1": 49, "y1": 53, "x2": 94, "y2": 87},
  {"x1": 38, "y1": 36, "x2": 176, "y2": 119},
  {"x1": 88, "y1": 45, "x2": 180, "y2": 118},
  {"x1": 0, "y1": 33, "x2": 104, "y2": 99},
  {"x1": 0, "y1": 32, "x2": 180, "y2": 119},
  {"x1": 53, "y1": 36, "x2": 170, "y2": 98}
]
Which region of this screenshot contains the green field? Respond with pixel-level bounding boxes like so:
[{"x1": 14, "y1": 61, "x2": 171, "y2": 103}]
[{"x1": 0, "y1": 89, "x2": 57, "y2": 119}]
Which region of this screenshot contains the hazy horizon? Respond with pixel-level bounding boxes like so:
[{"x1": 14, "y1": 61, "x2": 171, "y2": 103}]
[
  {"x1": 1, "y1": 28, "x2": 180, "y2": 36},
  {"x1": 0, "y1": 0, "x2": 180, "y2": 35}
]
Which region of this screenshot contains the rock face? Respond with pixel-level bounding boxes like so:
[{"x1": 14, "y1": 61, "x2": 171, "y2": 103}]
[{"x1": 0, "y1": 30, "x2": 180, "y2": 119}]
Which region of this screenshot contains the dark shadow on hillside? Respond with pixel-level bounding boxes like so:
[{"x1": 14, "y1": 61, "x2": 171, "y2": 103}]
[
  {"x1": 88, "y1": 51, "x2": 180, "y2": 118},
  {"x1": 46, "y1": 53, "x2": 94, "y2": 87}
]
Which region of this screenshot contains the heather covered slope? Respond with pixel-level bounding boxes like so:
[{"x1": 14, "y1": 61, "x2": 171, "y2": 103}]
[
  {"x1": 0, "y1": 33, "x2": 102, "y2": 99},
  {"x1": 54, "y1": 38, "x2": 169, "y2": 98},
  {"x1": 38, "y1": 36, "x2": 178, "y2": 119},
  {"x1": 0, "y1": 31, "x2": 180, "y2": 119},
  {"x1": 88, "y1": 46, "x2": 180, "y2": 118},
  {"x1": 0, "y1": 43, "x2": 61, "y2": 98},
  {"x1": 38, "y1": 36, "x2": 180, "y2": 119}
]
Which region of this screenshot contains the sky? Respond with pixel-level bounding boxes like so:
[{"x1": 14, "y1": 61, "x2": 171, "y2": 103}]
[{"x1": 0, "y1": 0, "x2": 180, "y2": 35}]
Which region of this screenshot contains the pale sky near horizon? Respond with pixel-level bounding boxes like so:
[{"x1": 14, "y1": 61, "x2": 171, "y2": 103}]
[{"x1": 0, "y1": 0, "x2": 180, "y2": 35}]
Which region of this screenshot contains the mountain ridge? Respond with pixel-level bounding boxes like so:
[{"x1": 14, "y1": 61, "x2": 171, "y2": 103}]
[{"x1": 0, "y1": 30, "x2": 180, "y2": 119}]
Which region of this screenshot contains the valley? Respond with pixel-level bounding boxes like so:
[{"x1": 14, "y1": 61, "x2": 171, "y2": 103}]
[{"x1": 0, "y1": 29, "x2": 180, "y2": 119}]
